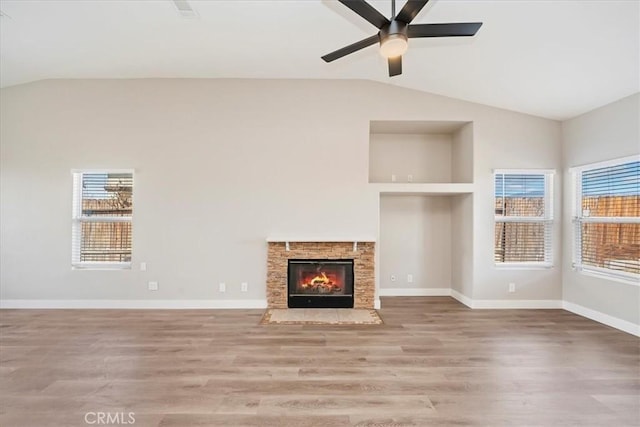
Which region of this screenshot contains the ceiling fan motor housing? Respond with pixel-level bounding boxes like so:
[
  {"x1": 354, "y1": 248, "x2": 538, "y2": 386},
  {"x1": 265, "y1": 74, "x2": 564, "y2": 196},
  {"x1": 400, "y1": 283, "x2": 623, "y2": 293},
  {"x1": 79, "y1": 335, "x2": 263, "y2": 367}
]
[{"x1": 379, "y1": 20, "x2": 408, "y2": 45}]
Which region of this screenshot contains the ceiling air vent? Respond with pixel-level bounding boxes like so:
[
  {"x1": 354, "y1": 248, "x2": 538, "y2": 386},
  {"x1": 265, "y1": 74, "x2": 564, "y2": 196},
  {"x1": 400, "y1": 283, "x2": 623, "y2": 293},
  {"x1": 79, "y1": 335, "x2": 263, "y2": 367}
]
[{"x1": 172, "y1": 0, "x2": 198, "y2": 18}]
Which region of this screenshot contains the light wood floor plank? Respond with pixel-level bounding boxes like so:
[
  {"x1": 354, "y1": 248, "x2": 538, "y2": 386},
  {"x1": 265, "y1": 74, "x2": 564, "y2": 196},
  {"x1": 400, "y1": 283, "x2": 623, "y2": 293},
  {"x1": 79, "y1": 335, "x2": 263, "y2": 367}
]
[{"x1": 0, "y1": 296, "x2": 638, "y2": 426}]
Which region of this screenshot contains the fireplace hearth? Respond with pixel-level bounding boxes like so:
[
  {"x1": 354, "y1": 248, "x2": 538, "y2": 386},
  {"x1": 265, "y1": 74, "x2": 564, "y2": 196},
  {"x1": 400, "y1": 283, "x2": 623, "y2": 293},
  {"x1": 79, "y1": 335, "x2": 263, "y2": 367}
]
[{"x1": 288, "y1": 259, "x2": 354, "y2": 308}]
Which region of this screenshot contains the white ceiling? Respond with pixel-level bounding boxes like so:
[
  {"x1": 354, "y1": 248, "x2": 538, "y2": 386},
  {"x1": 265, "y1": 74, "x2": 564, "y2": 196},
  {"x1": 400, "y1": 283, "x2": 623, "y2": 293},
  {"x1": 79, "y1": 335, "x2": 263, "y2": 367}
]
[{"x1": 0, "y1": 0, "x2": 638, "y2": 120}]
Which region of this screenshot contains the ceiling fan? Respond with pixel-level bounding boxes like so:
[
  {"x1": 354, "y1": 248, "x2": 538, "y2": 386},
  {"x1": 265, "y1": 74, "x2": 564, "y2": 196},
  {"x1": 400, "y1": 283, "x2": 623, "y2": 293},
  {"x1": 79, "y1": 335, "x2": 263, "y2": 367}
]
[{"x1": 322, "y1": 0, "x2": 482, "y2": 77}]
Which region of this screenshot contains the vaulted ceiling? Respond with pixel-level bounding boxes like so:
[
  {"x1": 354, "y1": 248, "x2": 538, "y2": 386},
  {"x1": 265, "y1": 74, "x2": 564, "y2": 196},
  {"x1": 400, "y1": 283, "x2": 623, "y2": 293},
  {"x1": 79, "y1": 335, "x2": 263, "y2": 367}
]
[{"x1": 1, "y1": 0, "x2": 638, "y2": 120}]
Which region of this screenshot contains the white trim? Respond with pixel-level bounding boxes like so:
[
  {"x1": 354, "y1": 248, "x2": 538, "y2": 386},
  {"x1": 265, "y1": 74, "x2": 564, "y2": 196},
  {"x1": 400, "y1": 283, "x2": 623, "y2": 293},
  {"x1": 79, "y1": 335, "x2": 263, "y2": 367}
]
[
  {"x1": 493, "y1": 170, "x2": 554, "y2": 266},
  {"x1": 579, "y1": 216, "x2": 640, "y2": 224},
  {"x1": 494, "y1": 262, "x2": 553, "y2": 270},
  {"x1": 375, "y1": 183, "x2": 474, "y2": 195},
  {"x1": 449, "y1": 291, "x2": 562, "y2": 309},
  {"x1": 72, "y1": 262, "x2": 131, "y2": 270},
  {"x1": 71, "y1": 169, "x2": 134, "y2": 267},
  {"x1": 494, "y1": 217, "x2": 553, "y2": 223},
  {"x1": 71, "y1": 168, "x2": 135, "y2": 174},
  {"x1": 374, "y1": 299, "x2": 381, "y2": 309},
  {"x1": 378, "y1": 287, "x2": 451, "y2": 297},
  {"x1": 578, "y1": 266, "x2": 640, "y2": 285},
  {"x1": 569, "y1": 154, "x2": 640, "y2": 173},
  {"x1": 451, "y1": 289, "x2": 562, "y2": 309},
  {"x1": 450, "y1": 289, "x2": 473, "y2": 308},
  {"x1": 77, "y1": 216, "x2": 133, "y2": 223},
  {"x1": 0, "y1": 299, "x2": 268, "y2": 309},
  {"x1": 266, "y1": 237, "x2": 376, "y2": 243},
  {"x1": 472, "y1": 299, "x2": 563, "y2": 309},
  {"x1": 493, "y1": 168, "x2": 556, "y2": 175},
  {"x1": 572, "y1": 157, "x2": 639, "y2": 279},
  {"x1": 563, "y1": 301, "x2": 640, "y2": 337}
]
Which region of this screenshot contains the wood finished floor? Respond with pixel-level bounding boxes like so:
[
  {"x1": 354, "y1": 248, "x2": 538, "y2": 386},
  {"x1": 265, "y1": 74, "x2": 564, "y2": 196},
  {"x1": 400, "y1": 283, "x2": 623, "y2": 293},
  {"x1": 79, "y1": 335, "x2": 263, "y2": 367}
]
[{"x1": 1, "y1": 297, "x2": 638, "y2": 427}]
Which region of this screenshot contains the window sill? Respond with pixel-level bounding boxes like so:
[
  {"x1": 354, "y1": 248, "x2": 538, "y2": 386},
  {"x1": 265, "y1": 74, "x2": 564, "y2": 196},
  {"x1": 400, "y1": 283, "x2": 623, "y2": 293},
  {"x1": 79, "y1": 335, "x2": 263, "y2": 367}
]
[
  {"x1": 72, "y1": 263, "x2": 131, "y2": 271},
  {"x1": 576, "y1": 268, "x2": 640, "y2": 286},
  {"x1": 495, "y1": 262, "x2": 553, "y2": 270}
]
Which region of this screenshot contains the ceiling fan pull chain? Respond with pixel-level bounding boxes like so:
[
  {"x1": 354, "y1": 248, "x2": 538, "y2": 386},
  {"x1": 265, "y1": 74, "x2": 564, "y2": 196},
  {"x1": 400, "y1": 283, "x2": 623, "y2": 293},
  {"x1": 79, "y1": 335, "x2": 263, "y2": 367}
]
[{"x1": 392, "y1": 0, "x2": 396, "y2": 19}]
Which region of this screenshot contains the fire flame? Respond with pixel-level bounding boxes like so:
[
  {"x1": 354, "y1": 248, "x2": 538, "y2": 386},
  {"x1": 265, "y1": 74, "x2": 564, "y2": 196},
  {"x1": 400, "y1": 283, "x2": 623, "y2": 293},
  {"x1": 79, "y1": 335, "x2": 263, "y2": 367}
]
[
  {"x1": 310, "y1": 272, "x2": 330, "y2": 285},
  {"x1": 299, "y1": 271, "x2": 341, "y2": 293}
]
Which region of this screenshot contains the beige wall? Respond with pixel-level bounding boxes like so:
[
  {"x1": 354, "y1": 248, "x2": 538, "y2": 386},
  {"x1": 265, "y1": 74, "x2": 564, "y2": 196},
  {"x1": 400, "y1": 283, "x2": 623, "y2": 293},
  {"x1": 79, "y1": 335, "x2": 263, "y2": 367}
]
[
  {"x1": 379, "y1": 195, "x2": 452, "y2": 292},
  {"x1": 561, "y1": 93, "x2": 640, "y2": 324},
  {"x1": 471, "y1": 109, "x2": 562, "y2": 300},
  {"x1": 369, "y1": 133, "x2": 453, "y2": 183},
  {"x1": 0, "y1": 79, "x2": 562, "y2": 303},
  {"x1": 452, "y1": 123, "x2": 474, "y2": 183},
  {"x1": 451, "y1": 193, "x2": 474, "y2": 296}
]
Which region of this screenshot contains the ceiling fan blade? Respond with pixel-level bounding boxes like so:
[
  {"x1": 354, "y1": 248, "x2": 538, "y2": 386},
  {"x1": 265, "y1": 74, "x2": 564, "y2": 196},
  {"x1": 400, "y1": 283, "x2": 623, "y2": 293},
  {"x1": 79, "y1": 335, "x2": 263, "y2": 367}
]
[
  {"x1": 408, "y1": 22, "x2": 483, "y2": 38},
  {"x1": 388, "y1": 56, "x2": 402, "y2": 77},
  {"x1": 338, "y1": 0, "x2": 390, "y2": 29},
  {"x1": 395, "y1": 0, "x2": 430, "y2": 24},
  {"x1": 322, "y1": 34, "x2": 380, "y2": 63}
]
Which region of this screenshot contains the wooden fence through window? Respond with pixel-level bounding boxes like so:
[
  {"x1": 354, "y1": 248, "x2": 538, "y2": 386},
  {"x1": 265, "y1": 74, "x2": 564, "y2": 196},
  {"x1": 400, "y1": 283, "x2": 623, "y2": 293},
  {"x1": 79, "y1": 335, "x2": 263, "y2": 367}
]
[
  {"x1": 81, "y1": 198, "x2": 132, "y2": 263},
  {"x1": 494, "y1": 196, "x2": 639, "y2": 273}
]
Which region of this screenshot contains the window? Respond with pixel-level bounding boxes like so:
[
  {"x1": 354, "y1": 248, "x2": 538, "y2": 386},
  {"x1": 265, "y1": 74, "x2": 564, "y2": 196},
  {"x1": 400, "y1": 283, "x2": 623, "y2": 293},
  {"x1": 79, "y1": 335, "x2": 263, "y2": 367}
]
[
  {"x1": 573, "y1": 157, "x2": 639, "y2": 281},
  {"x1": 494, "y1": 170, "x2": 554, "y2": 266},
  {"x1": 72, "y1": 170, "x2": 133, "y2": 269}
]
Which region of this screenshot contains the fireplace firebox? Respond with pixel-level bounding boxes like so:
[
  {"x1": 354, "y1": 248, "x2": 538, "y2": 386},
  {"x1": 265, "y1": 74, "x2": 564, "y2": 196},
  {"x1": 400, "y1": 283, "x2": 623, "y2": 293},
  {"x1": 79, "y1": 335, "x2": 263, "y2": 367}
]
[{"x1": 287, "y1": 259, "x2": 354, "y2": 308}]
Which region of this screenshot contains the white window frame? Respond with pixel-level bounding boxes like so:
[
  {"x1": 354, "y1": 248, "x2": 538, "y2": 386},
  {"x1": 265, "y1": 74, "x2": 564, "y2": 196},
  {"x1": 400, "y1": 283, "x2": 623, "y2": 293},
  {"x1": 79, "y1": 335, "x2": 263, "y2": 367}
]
[
  {"x1": 71, "y1": 169, "x2": 134, "y2": 270},
  {"x1": 571, "y1": 155, "x2": 639, "y2": 283},
  {"x1": 494, "y1": 169, "x2": 554, "y2": 269}
]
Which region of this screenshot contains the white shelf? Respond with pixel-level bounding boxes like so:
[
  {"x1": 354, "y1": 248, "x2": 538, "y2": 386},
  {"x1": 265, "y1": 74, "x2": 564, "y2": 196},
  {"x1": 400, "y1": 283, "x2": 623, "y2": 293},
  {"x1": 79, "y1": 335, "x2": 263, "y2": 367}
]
[
  {"x1": 266, "y1": 237, "x2": 376, "y2": 243},
  {"x1": 374, "y1": 183, "x2": 474, "y2": 195}
]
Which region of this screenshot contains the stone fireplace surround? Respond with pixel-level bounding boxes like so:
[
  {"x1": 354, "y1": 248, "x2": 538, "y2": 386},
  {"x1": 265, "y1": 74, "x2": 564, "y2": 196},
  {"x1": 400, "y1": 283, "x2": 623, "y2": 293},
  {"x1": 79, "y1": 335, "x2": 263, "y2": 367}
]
[{"x1": 266, "y1": 239, "x2": 375, "y2": 309}]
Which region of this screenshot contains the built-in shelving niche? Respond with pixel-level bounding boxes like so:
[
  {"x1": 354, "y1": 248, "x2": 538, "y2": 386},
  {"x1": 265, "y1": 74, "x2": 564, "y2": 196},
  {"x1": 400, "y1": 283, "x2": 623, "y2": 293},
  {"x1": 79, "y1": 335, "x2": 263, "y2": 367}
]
[
  {"x1": 369, "y1": 120, "x2": 474, "y2": 195},
  {"x1": 371, "y1": 120, "x2": 474, "y2": 298}
]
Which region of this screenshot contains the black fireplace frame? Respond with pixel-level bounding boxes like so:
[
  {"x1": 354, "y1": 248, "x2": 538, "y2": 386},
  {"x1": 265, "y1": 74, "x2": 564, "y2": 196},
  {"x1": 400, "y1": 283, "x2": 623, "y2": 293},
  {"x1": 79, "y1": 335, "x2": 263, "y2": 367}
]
[{"x1": 287, "y1": 259, "x2": 354, "y2": 308}]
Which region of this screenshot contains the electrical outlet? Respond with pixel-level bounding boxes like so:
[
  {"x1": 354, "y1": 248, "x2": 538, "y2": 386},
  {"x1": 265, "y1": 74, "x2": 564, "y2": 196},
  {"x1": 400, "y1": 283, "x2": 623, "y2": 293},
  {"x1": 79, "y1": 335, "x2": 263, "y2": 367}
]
[
  {"x1": 241, "y1": 282, "x2": 248, "y2": 292},
  {"x1": 391, "y1": 174, "x2": 397, "y2": 182},
  {"x1": 407, "y1": 174, "x2": 413, "y2": 182},
  {"x1": 508, "y1": 282, "x2": 516, "y2": 293},
  {"x1": 148, "y1": 281, "x2": 158, "y2": 291},
  {"x1": 140, "y1": 262, "x2": 147, "y2": 271},
  {"x1": 390, "y1": 275, "x2": 396, "y2": 282},
  {"x1": 407, "y1": 274, "x2": 413, "y2": 283},
  {"x1": 219, "y1": 282, "x2": 226, "y2": 293}
]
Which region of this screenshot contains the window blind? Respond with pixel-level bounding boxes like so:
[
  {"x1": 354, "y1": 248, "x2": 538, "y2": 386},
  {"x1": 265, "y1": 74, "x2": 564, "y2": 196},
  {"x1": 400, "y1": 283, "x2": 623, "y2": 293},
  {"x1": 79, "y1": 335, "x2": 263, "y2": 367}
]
[
  {"x1": 574, "y1": 159, "x2": 639, "y2": 278},
  {"x1": 72, "y1": 171, "x2": 133, "y2": 267},
  {"x1": 494, "y1": 172, "x2": 553, "y2": 265}
]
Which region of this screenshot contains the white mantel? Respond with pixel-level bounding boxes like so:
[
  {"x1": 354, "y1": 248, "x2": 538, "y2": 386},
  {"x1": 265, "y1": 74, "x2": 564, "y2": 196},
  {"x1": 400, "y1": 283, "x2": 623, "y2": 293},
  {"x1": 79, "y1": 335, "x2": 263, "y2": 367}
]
[{"x1": 266, "y1": 237, "x2": 376, "y2": 243}]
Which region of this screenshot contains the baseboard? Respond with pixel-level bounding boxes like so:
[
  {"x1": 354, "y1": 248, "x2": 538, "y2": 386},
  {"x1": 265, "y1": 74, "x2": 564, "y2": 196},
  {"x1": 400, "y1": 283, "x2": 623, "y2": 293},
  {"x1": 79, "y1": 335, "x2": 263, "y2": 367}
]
[
  {"x1": 0, "y1": 299, "x2": 268, "y2": 309},
  {"x1": 472, "y1": 299, "x2": 563, "y2": 309},
  {"x1": 450, "y1": 289, "x2": 473, "y2": 308},
  {"x1": 563, "y1": 301, "x2": 640, "y2": 337},
  {"x1": 378, "y1": 288, "x2": 452, "y2": 297},
  {"x1": 450, "y1": 291, "x2": 562, "y2": 310},
  {"x1": 374, "y1": 299, "x2": 381, "y2": 309}
]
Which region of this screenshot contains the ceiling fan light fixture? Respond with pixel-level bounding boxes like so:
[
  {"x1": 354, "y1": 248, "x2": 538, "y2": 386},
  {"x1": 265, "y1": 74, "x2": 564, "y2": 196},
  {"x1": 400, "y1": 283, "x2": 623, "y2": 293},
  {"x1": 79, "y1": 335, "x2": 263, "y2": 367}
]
[
  {"x1": 379, "y1": 33, "x2": 408, "y2": 58},
  {"x1": 322, "y1": 0, "x2": 482, "y2": 77}
]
